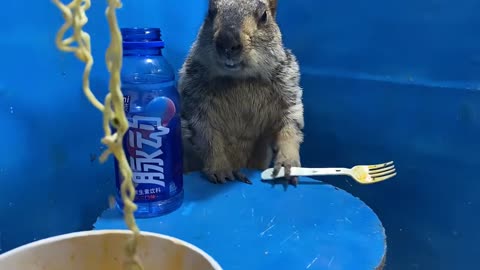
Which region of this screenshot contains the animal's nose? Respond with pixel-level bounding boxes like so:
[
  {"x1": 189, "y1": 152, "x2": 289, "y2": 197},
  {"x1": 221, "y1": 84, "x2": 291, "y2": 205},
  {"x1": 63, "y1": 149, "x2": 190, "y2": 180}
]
[{"x1": 215, "y1": 30, "x2": 243, "y2": 58}]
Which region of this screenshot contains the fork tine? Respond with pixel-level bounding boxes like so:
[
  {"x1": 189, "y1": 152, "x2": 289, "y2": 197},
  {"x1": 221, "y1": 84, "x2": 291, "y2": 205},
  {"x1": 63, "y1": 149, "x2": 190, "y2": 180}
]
[
  {"x1": 369, "y1": 165, "x2": 395, "y2": 174},
  {"x1": 370, "y1": 168, "x2": 396, "y2": 178},
  {"x1": 367, "y1": 161, "x2": 394, "y2": 169},
  {"x1": 372, "y1": 172, "x2": 397, "y2": 182}
]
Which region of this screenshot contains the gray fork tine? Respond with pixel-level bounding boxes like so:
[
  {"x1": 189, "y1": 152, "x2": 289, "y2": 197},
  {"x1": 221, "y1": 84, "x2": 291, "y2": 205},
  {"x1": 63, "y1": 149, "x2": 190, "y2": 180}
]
[
  {"x1": 369, "y1": 165, "x2": 395, "y2": 174},
  {"x1": 368, "y1": 161, "x2": 394, "y2": 169},
  {"x1": 370, "y1": 168, "x2": 396, "y2": 178},
  {"x1": 372, "y1": 172, "x2": 397, "y2": 182}
]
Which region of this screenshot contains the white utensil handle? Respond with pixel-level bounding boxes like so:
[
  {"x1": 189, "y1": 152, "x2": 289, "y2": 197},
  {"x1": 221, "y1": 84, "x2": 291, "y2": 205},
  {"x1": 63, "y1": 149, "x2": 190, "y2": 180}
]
[{"x1": 260, "y1": 167, "x2": 349, "y2": 180}]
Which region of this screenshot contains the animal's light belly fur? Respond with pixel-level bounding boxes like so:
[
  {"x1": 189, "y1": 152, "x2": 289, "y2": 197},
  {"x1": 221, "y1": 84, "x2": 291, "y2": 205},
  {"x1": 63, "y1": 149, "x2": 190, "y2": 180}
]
[
  {"x1": 212, "y1": 93, "x2": 278, "y2": 170},
  {"x1": 222, "y1": 127, "x2": 273, "y2": 170},
  {"x1": 183, "y1": 81, "x2": 283, "y2": 173}
]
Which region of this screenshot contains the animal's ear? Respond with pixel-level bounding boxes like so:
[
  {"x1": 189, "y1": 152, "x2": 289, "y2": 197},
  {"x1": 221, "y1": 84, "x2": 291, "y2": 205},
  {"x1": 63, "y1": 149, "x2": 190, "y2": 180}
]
[{"x1": 269, "y1": 0, "x2": 278, "y2": 17}]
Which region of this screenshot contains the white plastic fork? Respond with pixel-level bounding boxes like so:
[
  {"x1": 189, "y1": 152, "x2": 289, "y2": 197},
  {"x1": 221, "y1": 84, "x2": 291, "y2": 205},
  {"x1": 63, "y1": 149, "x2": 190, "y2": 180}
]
[{"x1": 260, "y1": 161, "x2": 397, "y2": 184}]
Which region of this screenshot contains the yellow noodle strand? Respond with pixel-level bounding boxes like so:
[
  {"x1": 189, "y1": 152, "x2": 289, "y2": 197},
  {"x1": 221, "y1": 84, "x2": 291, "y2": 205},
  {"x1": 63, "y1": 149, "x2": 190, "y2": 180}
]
[{"x1": 52, "y1": 1, "x2": 143, "y2": 269}]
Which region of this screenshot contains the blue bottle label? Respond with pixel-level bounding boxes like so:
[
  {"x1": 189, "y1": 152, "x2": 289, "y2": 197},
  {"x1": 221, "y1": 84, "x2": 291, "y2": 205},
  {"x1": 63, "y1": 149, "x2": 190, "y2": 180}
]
[{"x1": 115, "y1": 93, "x2": 183, "y2": 204}]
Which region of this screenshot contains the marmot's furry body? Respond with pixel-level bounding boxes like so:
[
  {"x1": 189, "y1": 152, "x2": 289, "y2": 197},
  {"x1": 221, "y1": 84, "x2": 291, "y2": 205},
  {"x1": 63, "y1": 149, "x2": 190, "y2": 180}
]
[{"x1": 179, "y1": 0, "x2": 304, "y2": 185}]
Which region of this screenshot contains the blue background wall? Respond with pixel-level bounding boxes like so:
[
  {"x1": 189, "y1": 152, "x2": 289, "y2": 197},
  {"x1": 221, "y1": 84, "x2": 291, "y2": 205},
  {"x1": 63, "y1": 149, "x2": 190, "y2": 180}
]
[{"x1": 1, "y1": 0, "x2": 479, "y2": 269}]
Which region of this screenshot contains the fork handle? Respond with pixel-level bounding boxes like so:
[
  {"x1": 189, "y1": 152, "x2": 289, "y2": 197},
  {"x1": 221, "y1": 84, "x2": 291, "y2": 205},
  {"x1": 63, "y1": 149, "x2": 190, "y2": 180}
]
[{"x1": 260, "y1": 167, "x2": 350, "y2": 180}]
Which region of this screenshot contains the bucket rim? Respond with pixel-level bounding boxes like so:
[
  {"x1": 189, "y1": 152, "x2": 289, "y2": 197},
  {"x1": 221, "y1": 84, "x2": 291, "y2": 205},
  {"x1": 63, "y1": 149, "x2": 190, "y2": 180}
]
[{"x1": 0, "y1": 229, "x2": 222, "y2": 269}]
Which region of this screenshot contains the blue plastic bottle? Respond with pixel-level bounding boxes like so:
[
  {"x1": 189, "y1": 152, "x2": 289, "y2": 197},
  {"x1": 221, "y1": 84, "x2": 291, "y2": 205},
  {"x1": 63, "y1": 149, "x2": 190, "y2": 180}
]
[{"x1": 113, "y1": 27, "x2": 183, "y2": 218}]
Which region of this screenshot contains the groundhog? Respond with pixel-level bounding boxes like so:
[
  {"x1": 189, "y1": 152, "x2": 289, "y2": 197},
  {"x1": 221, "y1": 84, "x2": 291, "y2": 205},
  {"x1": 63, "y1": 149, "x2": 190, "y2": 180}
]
[{"x1": 179, "y1": 0, "x2": 304, "y2": 186}]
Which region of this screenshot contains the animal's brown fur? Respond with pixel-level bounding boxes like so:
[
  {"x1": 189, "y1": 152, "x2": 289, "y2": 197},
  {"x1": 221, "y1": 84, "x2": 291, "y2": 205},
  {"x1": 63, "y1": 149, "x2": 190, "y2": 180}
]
[{"x1": 179, "y1": 0, "x2": 304, "y2": 184}]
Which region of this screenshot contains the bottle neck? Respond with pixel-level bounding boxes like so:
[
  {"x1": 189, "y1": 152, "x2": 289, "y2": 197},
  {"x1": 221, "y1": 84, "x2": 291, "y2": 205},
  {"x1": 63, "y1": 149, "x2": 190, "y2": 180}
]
[{"x1": 123, "y1": 47, "x2": 163, "y2": 56}]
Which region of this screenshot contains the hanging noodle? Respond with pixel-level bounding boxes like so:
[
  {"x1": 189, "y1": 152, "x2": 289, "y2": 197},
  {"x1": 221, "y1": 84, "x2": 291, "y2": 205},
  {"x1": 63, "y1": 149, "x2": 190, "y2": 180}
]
[{"x1": 52, "y1": 1, "x2": 143, "y2": 269}]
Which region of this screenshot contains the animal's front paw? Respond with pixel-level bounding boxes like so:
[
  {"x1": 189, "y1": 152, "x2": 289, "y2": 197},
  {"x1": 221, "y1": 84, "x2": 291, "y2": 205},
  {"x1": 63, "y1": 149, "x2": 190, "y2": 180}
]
[
  {"x1": 273, "y1": 152, "x2": 301, "y2": 186},
  {"x1": 204, "y1": 168, "x2": 252, "y2": 185},
  {"x1": 204, "y1": 168, "x2": 234, "y2": 184}
]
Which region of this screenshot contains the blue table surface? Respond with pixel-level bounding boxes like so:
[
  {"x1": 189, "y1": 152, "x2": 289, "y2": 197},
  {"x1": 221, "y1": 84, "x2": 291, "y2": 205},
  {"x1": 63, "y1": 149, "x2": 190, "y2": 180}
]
[{"x1": 94, "y1": 170, "x2": 386, "y2": 270}]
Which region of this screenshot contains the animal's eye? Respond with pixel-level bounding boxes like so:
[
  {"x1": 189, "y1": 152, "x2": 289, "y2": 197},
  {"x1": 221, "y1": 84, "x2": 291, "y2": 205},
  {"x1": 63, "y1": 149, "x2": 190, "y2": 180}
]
[{"x1": 259, "y1": 10, "x2": 268, "y2": 24}]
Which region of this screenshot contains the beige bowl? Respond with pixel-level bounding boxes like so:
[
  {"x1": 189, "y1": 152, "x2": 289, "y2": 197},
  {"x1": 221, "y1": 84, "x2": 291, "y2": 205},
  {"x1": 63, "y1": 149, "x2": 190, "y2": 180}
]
[{"x1": 0, "y1": 230, "x2": 222, "y2": 270}]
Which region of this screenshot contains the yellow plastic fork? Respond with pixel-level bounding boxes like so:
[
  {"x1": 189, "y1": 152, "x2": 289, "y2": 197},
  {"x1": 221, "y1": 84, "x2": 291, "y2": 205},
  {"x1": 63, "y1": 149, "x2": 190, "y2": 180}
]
[{"x1": 260, "y1": 161, "x2": 397, "y2": 184}]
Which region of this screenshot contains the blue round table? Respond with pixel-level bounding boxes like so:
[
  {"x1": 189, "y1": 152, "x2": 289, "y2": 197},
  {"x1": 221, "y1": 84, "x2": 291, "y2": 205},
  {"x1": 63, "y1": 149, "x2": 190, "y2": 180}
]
[{"x1": 94, "y1": 170, "x2": 386, "y2": 269}]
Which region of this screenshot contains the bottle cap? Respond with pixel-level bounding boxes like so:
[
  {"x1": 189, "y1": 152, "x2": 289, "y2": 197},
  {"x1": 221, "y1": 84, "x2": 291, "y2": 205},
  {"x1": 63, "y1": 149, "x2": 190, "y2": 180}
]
[{"x1": 121, "y1": 27, "x2": 165, "y2": 49}]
